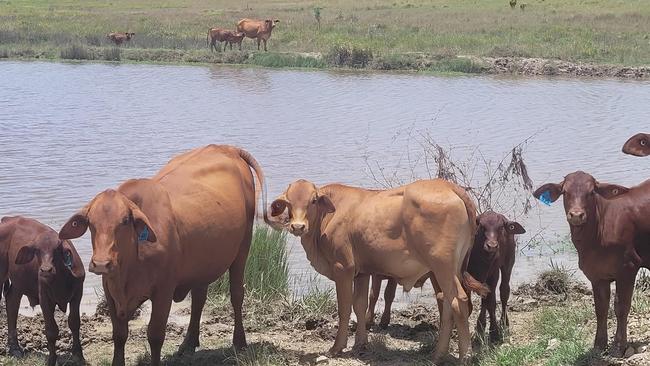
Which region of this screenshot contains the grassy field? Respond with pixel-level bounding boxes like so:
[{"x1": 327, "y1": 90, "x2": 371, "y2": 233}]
[{"x1": 0, "y1": 0, "x2": 649, "y2": 70}]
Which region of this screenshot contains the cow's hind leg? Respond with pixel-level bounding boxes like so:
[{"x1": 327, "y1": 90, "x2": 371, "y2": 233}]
[
  {"x1": 430, "y1": 260, "x2": 471, "y2": 362},
  {"x1": 613, "y1": 273, "x2": 635, "y2": 355},
  {"x1": 178, "y1": 286, "x2": 208, "y2": 354},
  {"x1": 353, "y1": 274, "x2": 370, "y2": 348},
  {"x1": 230, "y1": 232, "x2": 252, "y2": 349},
  {"x1": 379, "y1": 278, "x2": 397, "y2": 328},
  {"x1": 5, "y1": 284, "x2": 24, "y2": 357},
  {"x1": 366, "y1": 275, "x2": 382, "y2": 328}
]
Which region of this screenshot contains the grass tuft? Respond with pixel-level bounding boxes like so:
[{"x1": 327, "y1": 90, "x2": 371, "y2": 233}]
[
  {"x1": 208, "y1": 226, "x2": 290, "y2": 303},
  {"x1": 60, "y1": 44, "x2": 92, "y2": 60}
]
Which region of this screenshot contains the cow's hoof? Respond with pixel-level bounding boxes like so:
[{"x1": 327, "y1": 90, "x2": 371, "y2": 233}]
[
  {"x1": 328, "y1": 346, "x2": 344, "y2": 357},
  {"x1": 46, "y1": 354, "x2": 57, "y2": 366},
  {"x1": 8, "y1": 346, "x2": 24, "y2": 358}
]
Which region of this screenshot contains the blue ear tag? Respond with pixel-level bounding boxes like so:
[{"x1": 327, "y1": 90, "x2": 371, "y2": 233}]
[
  {"x1": 539, "y1": 190, "x2": 552, "y2": 206},
  {"x1": 63, "y1": 252, "x2": 73, "y2": 269},
  {"x1": 138, "y1": 226, "x2": 149, "y2": 242}
]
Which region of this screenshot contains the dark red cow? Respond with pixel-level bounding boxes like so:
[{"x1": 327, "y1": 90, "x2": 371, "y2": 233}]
[
  {"x1": 469, "y1": 211, "x2": 524, "y2": 342},
  {"x1": 0, "y1": 216, "x2": 85, "y2": 366},
  {"x1": 534, "y1": 171, "x2": 650, "y2": 354}
]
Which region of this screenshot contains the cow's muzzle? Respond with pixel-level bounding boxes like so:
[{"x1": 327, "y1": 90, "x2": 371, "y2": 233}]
[
  {"x1": 289, "y1": 223, "x2": 307, "y2": 236},
  {"x1": 89, "y1": 259, "x2": 114, "y2": 275},
  {"x1": 567, "y1": 210, "x2": 587, "y2": 226},
  {"x1": 483, "y1": 240, "x2": 499, "y2": 253}
]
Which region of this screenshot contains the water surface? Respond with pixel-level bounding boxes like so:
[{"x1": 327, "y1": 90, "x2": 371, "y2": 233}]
[{"x1": 1, "y1": 61, "x2": 648, "y2": 313}]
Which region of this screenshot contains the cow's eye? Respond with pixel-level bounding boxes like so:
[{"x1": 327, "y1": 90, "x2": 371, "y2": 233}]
[{"x1": 641, "y1": 139, "x2": 647, "y2": 146}]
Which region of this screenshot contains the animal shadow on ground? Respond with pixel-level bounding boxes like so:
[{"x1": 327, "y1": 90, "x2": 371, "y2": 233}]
[{"x1": 161, "y1": 341, "x2": 299, "y2": 365}]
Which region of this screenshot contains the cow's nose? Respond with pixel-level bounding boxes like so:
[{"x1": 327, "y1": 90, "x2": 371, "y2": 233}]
[
  {"x1": 567, "y1": 210, "x2": 586, "y2": 224},
  {"x1": 89, "y1": 259, "x2": 113, "y2": 274},
  {"x1": 39, "y1": 265, "x2": 54, "y2": 274},
  {"x1": 484, "y1": 240, "x2": 499, "y2": 252},
  {"x1": 290, "y1": 223, "x2": 306, "y2": 233}
]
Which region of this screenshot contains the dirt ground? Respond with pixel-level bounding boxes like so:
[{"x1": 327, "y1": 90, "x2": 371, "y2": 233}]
[{"x1": 1, "y1": 282, "x2": 650, "y2": 366}]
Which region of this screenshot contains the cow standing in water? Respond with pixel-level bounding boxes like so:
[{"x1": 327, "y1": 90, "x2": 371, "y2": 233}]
[
  {"x1": 269, "y1": 179, "x2": 487, "y2": 362},
  {"x1": 59, "y1": 145, "x2": 272, "y2": 366},
  {"x1": 236, "y1": 18, "x2": 279, "y2": 51},
  {"x1": 1, "y1": 217, "x2": 85, "y2": 366}
]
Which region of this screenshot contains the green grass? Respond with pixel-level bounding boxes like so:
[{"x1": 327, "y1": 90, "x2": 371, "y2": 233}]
[
  {"x1": 478, "y1": 305, "x2": 595, "y2": 366},
  {"x1": 0, "y1": 0, "x2": 648, "y2": 69},
  {"x1": 208, "y1": 226, "x2": 290, "y2": 303}
]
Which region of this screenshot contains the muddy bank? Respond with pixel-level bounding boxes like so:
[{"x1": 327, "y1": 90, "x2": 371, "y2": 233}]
[
  {"x1": 479, "y1": 56, "x2": 650, "y2": 78},
  {"x1": 1, "y1": 280, "x2": 650, "y2": 365}
]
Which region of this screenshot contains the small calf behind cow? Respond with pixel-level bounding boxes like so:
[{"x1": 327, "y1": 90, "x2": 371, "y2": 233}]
[
  {"x1": 207, "y1": 28, "x2": 245, "y2": 52},
  {"x1": 0, "y1": 216, "x2": 85, "y2": 366},
  {"x1": 366, "y1": 210, "x2": 524, "y2": 345}
]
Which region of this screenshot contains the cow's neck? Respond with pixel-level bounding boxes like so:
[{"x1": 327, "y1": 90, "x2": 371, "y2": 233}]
[
  {"x1": 300, "y1": 213, "x2": 334, "y2": 279},
  {"x1": 104, "y1": 251, "x2": 147, "y2": 319},
  {"x1": 570, "y1": 200, "x2": 602, "y2": 263}
]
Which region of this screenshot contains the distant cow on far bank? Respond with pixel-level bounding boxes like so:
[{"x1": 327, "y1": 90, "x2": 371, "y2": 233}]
[
  {"x1": 106, "y1": 32, "x2": 135, "y2": 46},
  {"x1": 236, "y1": 18, "x2": 279, "y2": 51}
]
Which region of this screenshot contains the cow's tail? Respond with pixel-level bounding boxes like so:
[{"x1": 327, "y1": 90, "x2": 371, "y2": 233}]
[
  {"x1": 237, "y1": 148, "x2": 280, "y2": 230},
  {"x1": 449, "y1": 182, "x2": 489, "y2": 298}
]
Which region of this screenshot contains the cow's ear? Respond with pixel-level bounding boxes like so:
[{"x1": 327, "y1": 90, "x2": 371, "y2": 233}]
[
  {"x1": 270, "y1": 197, "x2": 289, "y2": 217},
  {"x1": 15, "y1": 245, "x2": 37, "y2": 265},
  {"x1": 129, "y1": 204, "x2": 157, "y2": 243},
  {"x1": 317, "y1": 193, "x2": 335, "y2": 214},
  {"x1": 595, "y1": 182, "x2": 629, "y2": 199},
  {"x1": 61, "y1": 240, "x2": 85, "y2": 278},
  {"x1": 533, "y1": 182, "x2": 563, "y2": 203},
  {"x1": 59, "y1": 204, "x2": 90, "y2": 240},
  {"x1": 506, "y1": 221, "x2": 526, "y2": 234}
]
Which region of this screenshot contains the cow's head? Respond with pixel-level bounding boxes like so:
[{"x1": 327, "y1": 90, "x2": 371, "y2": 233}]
[
  {"x1": 622, "y1": 133, "x2": 650, "y2": 157},
  {"x1": 16, "y1": 232, "x2": 84, "y2": 283},
  {"x1": 126, "y1": 32, "x2": 135, "y2": 39},
  {"x1": 476, "y1": 211, "x2": 525, "y2": 254},
  {"x1": 269, "y1": 179, "x2": 335, "y2": 237},
  {"x1": 264, "y1": 19, "x2": 280, "y2": 31},
  {"x1": 59, "y1": 189, "x2": 157, "y2": 275},
  {"x1": 533, "y1": 171, "x2": 628, "y2": 227}
]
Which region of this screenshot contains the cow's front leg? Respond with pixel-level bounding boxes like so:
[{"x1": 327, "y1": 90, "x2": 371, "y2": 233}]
[
  {"x1": 353, "y1": 274, "x2": 370, "y2": 348},
  {"x1": 148, "y1": 294, "x2": 173, "y2": 366},
  {"x1": 592, "y1": 280, "x2": 610, "y2": 351},
  {"x1": 40, "y1": 297, "x2": 59, "y2": 366},
  {"x1": 69, "y1": 288, "x2": 84, "y2": 361},
  {"x1": 330, "y1": 265, "x2": 354, "y2": 356}
]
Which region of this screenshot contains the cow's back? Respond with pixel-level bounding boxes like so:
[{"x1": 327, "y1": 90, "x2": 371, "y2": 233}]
[
  {"x1": 237, "y1": 19, "x2": 261, "y2": 37},
  {"x1": 149, "y1": 145, "x2": 255, "y2": 281}
]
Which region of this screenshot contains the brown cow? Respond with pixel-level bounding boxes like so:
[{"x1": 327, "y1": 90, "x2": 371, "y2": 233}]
[
  {"x1": 366, "y1": 211, "x2": 524, "y2": 342},
  {"x1": 0, "y1": 216, "x2": 85, "y2": 366},
  {"x1": 469, "y1": 211, "x2": 524, "y2": 343},
  {"x1": 236, "y1": 18, "x2": 280, "y2": 51},
  {"x1": 59, "y1": 145, "x2": 271, "y2": 366},
  {"x1": 534, "y1": 171, "x2": 649, "y2": 354},
  {"x1": 622, "y1": 133, "x2": 650, "y2": 157},
  {"x1": 269, "y1": 179, "x2": 488, "y2": 361},
  {"x1": 207, "y1": 27, "x2": 230, "y2": 52},
  {"x1": 106, "y1": 32, "x2": 135, "y2": 46},
  {"x1": 226, "y1": 31, "x2": 246, "y2": 51}
]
